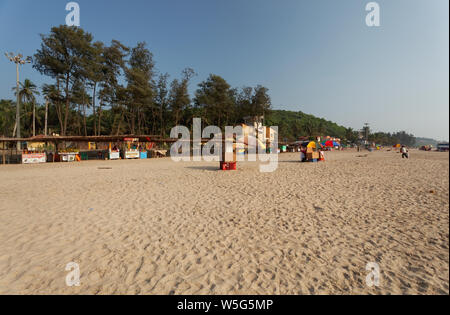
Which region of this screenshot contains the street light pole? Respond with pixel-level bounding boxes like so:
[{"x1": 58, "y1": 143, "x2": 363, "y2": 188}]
[
  {"x1": 5, "y1": 53, "x2": 32, "y2": 151},
  {"x1": 16, "y1": 62, "x2": 20, "y2": 145}
]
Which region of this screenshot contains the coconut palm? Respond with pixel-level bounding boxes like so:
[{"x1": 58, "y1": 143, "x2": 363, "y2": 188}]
[{"x1": 13, "y1": 79, "x2": 40, "y2": 136}]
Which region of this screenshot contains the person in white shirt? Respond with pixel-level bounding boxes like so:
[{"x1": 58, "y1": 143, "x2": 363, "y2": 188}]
[{"x1": 401, "y1": 145, "x2": 409, "y2": 159}]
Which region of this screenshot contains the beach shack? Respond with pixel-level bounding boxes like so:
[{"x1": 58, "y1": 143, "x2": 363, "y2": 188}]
[
  {"x1": 57, "y1": 150, "x2": 80, "y2": 162},
  {"x1": 300, "y1": 141, "x2": 324, "y2": 162},
  {"x1": 22, "y1": 152, "x2": 47, "y2": 164},
  {"x1": 22, "y1": 141, "x2": 47, "y2": 164},
  {"x1": 109, "y1": 142, "x2": 121, "y2": 160},
  {"x1": 123, "y1": 138, "x2": 140, "y2": 159}
]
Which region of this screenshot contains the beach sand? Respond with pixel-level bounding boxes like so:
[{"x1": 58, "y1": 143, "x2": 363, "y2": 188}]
[{"x1": 0, "y1": 149, "x2": 448, "y2": 295}]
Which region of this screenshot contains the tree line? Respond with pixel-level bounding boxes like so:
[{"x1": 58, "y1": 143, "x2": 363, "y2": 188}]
[
  {"x1": 1, "y1": 25, "x2": 270, "y2": 139},
  {"x1": 264, "y1": 111, "x2": 416, "y2": 146},
  {"x1": 368, "y1": 131, "x2": 416, "y2": 147},
  {"x1": 0, "y1": 25, "x2": 416, "y2": 146}
]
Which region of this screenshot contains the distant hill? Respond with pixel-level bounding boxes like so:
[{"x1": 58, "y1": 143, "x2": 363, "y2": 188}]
[
  {"x1": 266, "y1": 109, "x2": 418, "y2": 146},
  {"x1": 415, "y1": 137, "x2": 439, "y2": 147},
  {"x1": 265, "y1": 110, "x2": 347, "y2": 141}
]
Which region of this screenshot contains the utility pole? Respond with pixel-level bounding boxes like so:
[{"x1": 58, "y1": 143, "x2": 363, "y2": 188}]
[{"x1": 5, "y1": 53, "x2": 32, "y2": 151}]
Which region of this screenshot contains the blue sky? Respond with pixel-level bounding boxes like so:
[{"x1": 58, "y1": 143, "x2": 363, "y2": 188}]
[{"x1": 0, "y1": 0, "x2": 448, "y2": 140}]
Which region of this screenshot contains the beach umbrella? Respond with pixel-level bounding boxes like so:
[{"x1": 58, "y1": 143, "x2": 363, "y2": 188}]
[
  {"x1": 324, "y1": 140, "x2": 334, "y2": 147},
  {"x1": 307, "y1": 141, "x2": 322, "y2": 149}
]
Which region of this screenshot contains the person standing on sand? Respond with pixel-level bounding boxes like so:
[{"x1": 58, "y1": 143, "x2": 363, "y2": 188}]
[{"x1": 401, "y1": 145, "x2": 409, "y2": 159}]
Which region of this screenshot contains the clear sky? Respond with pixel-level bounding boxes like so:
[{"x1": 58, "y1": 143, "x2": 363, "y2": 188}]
[{"x1": 0, "y1": 0, "x2": 448, "y2": 140}]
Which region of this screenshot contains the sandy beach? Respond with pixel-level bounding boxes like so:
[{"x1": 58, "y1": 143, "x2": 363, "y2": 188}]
[{"x1": 0, "y1": 149, "x2": 448, "y2": 295}]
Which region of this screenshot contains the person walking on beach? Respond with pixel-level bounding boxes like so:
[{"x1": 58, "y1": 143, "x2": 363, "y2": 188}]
[{"x1": 401, "y1": 145, "x2": 409, "y2": 159}]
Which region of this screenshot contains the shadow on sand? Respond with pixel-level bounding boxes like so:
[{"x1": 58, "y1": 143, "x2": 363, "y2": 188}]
[{"x1": 186, "y1": 166, "x2": 220, "y2": 172}]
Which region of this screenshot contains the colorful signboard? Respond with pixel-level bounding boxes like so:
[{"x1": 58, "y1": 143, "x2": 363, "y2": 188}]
[
  {"x1": 22, "y1": 153, "x2": 46, "y2": 164},
  {"x1": 125, "y1": 150, "x2": 140, "y2": 159}
]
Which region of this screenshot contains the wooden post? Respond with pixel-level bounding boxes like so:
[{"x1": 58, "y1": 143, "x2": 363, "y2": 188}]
[
  {"x1": 53, "y1": 141, "x2": 57, "y2": 163},
  {"x1": 2, "y1": 141, "x2": 5, "y2": 165}
]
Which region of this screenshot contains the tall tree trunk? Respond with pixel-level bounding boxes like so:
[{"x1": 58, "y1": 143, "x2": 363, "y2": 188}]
[
  {"x1": 116, "y1": 117, "x2": 122, "y2": 136},
  {"x1": 115, "y1": 108, "x2": 123, "y2": 136},
  {"x1": 77, "y1": 104, "x2": 81, "y2": 135},
  {"x1": 81, "y1": 88, "x2": 87, "y2": 136},
  {"x1": 12, "y1": 122, "x2": 17, "y2": 138},
  {"x1": 92, "y1": 83, "x2": 97, "y2": 136},
  {"x1": 151, "y1": 107, "x2": 157, "y2": 135},
  {"x1": 55, "y1": 102, "x2": 63, "y2": 135},
  {"x1": 32, "y1": 100, "x2": 36, "y2": 137},
  {"x1": 44, "y1": 98, "x2": 49, "y2": 136},
  {"x1": 97, "y1": 100, "x2": 102, "y2": 136},
  {"x1": 82, "y1": 103, "x2": 87, "y2": 136},
  {"x1": 137, "y1": 107, "x2": 141, "y2": 135},
  {"x1": 160, "y1": 104, "x2": 164, "y2": 137},
  {"x1": 125, "y1": 110, "x2": 132, "y2": 135},
  {"x1": 130, "y1": 107, "x2": 135, "y2": 134},
  {"x1": 63, "y1": 73, "x2": 70, "y2": 136},
  {"x1": 56, "y1": 78, "x2": 64, "y2": 135}
]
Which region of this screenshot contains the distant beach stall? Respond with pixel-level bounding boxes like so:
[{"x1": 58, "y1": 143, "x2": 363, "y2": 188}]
[
  {"x1": 109, "y1": 142, "x2": 121, "y2": 160},
  {"x1": 22, "y1": 152, "x2": 46, "y2": 164},
  {"x1": 299, "y1": 140, "x2": 324, "y2": 163},
  {"x1": 1, "y1": 133, "x2": 263, "y2": 165},
  {"x1": 56, "y1": 148, "x2": 80, "y2": 162},
  {"x1": 22, "y1": 141, "x2": 47, "y2": 164},
  {"x1": 122, "y1": 138, "x2": 139, "y2": 159},
  {"x1": 0, "y1": 135, "x2": 165, "y2": 164}
]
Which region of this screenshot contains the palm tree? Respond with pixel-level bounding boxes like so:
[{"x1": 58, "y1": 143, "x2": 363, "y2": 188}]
[
  {"x1": 42, "y1": 83, "x2": 63, "y2": 135},
  {"x1": 13, "y1": 79, "x2": 40, "y2": 136},
  {"x1": 0, "y1": 100, "x2": 16, "y2": 137}
]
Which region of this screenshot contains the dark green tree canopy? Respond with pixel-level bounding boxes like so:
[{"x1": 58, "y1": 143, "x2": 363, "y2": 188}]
[{"x1": 1, "y1": 25, "x2": 417, "y2": 144}]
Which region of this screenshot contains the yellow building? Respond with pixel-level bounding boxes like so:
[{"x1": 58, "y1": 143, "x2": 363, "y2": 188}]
[{"x1": 27, "y1": 142, "x2": 46, "y2": 151}]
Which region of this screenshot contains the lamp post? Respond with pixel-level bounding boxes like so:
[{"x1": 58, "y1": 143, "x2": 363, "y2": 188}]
[{"x1": 5, "y1": 53, "x2": 32, "y2": 151}]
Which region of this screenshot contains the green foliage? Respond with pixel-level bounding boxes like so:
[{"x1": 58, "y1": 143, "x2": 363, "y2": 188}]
[
  {"x1": 369, "y1": 131, "x2": 416, "y2": 147},
  {"x1": 265, "y1": 110, "x2": 347, "y2": 141},
  {"x1": 0, "y1": 100, "x2": 15, "y2": 137},
  {"x1": 33, "y1": 25, "x2": 94, "y2": 135},
  {"x1": 0, "y1": 25, "x2": 418, "y2": 146},
  {"x1": 194, "y1": 74, "x2": 234, "y2": 127},
  {"x1": 124, "y1": 42, "x2": 155, "y2": 134},
  {"x1": 170, "y1": 68, "x2": 195, "y2": 127}
]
